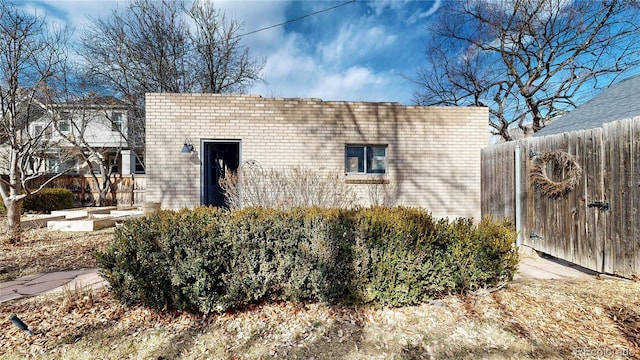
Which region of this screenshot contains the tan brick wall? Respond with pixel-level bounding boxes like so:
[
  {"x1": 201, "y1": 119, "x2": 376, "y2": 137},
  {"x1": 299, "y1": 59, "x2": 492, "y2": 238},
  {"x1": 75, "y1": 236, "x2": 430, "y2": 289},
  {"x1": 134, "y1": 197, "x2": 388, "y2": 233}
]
[{"x1": 146, "y1": 93, "x2": 488, "y2": 219}]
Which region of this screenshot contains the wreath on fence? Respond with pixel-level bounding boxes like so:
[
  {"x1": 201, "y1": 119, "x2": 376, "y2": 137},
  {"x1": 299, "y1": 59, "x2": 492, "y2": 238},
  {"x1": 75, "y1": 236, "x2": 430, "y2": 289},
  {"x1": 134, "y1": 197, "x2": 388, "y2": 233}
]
[{"x1": 529, "y1": 150, "x2": 582, "y2": 198}]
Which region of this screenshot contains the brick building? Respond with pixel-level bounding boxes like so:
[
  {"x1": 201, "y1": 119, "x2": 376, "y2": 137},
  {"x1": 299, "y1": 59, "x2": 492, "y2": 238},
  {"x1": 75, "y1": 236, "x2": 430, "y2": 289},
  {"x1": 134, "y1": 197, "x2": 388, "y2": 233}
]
[{"x1": 145, "y1": 93, "x2": 487, "y2": 219}]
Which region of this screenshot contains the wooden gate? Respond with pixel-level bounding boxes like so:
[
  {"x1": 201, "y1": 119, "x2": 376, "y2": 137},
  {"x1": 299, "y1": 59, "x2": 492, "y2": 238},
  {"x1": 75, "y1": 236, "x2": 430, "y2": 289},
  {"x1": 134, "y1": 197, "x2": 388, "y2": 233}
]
[
  {"x1": 481, "y1": 118, "x2": 639, "y2": 278},
  {"x1": 523, "y1": 128, "x2": 607, "y2": 272}
]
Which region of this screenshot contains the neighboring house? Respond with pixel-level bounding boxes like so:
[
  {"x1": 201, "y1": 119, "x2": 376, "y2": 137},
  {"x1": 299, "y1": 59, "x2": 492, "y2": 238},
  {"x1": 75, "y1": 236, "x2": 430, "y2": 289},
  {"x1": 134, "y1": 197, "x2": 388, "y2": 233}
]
[
  {"x1": 145, "y1": 93, "x2": 488, "y2": 220},
  {"x1": 492, "y1": 74, "x2": 640, "y2": 142},
  {"x1": 535, "y1": 74, "x2": 640, "y2": 137},
  {"x1": 28, "y1": 96, "x2": 143, "y2": 176}
]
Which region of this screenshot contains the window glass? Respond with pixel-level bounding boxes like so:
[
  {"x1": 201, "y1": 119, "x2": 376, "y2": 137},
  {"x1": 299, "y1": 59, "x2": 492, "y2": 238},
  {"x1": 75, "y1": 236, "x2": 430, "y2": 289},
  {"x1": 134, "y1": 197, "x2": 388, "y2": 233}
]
[
  {"x1": 135, "y1": 156, "x2": 145, "y2": 174},
  {"x1": 345, "y1": 146, "x2": 364, "y2": 173},
  {"x1": 46, "y1": 158, "x2": 59, "y2": 173},
  {"x1": 108, "y1": 155, "x2": 119, "y2": 174},
  {"x1": 345, "y1": 145, "x2": 387, "y2": 174},
  {"x1": 34, "y1": 124, "x2": 51, "y2": 139},
  {"x1": 58, "y1": 120, "x2": 70, "y2": 133},
  {"x1": 367, "y1": 146, "x2": 386, "y2": 174},
  {"x1": 112, "y1": 112, "x2": 123, "y2": 131}
]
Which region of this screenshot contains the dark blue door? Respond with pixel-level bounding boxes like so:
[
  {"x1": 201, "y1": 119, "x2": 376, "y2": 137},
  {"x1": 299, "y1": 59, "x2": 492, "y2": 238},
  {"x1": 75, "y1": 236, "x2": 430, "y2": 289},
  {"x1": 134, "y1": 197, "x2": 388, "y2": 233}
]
[{"x1": 202, "y1": 141, "x2": 240, "y2": 207}]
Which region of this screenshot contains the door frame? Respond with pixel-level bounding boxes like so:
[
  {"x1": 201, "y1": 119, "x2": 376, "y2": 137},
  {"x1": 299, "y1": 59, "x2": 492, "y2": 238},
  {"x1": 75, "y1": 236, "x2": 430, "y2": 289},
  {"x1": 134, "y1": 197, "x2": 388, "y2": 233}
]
[{"x1": 200, "y1": 139, "x2": 241, "y2": 207}]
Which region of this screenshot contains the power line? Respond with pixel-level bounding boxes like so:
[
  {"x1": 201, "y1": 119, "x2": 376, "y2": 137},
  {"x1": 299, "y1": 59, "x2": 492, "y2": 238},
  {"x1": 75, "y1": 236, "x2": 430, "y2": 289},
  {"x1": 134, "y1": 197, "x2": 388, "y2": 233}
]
[{"x1": 236, "y1": 0, "x2": 356, "y2": 38}]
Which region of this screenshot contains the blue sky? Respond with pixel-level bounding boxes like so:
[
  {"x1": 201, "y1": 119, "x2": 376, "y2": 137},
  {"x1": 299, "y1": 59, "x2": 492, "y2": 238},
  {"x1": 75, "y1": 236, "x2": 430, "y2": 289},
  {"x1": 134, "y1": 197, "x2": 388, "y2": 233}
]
[{"x1": 20, "y1": 0, "x2": 442, "y2": 105}]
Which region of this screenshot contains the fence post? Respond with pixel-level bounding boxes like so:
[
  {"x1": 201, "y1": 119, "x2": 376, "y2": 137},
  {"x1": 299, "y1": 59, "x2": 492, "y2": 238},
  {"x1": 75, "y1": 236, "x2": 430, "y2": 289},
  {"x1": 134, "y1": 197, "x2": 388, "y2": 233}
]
[{"x1": 515, "y1": 144, "x2": 522, "y2": 247}]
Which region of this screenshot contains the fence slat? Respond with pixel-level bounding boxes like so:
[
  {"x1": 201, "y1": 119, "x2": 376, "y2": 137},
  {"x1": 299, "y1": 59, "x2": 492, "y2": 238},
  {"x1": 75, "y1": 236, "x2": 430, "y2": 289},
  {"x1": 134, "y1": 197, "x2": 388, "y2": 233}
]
[{"x1": 632, "y1": 119, "x2": 640, "y2": 277}]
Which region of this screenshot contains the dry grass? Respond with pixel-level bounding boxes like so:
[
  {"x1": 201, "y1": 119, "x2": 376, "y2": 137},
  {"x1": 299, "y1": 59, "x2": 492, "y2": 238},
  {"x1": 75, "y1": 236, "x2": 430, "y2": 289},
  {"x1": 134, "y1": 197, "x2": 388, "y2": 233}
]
[
  {"x1": 1, "y1": 223, "x2": 639, "y2": 359},
  {"x1": 0, "y1": 223, "x2": 113, "y2": 282}
]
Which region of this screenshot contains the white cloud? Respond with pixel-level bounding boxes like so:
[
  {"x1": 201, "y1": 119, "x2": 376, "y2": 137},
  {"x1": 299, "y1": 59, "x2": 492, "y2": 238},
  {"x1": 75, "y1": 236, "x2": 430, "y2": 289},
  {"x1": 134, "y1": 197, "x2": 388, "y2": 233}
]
[
  {"x1": 239, "y1": 1, "x2": 405, "y2": 102},
  {"x1": 369, "y1": 0, "x2": 407, "y2": 16},
  {"x1": 26, "y1": 0, "x2": 416, "y2": 104},
  {"x1": 22, "y1": 1, "x2": 127, "y2": 39},
  {"x1": 307, "y1": 66, "x2": 385, "y2": 100},
  {"x1": 318, "y1": 24, "x2": 397, "y2": 65},
  {"x1": 215, "y1": 0, "x2": 289, "y2": 54},
  {"x1": 250, "y1": 31, "x2": 405, "y2": 103},
  {"x1": 407, "y1": 0, "x2": 441, "y2": 24},
  {"x1": 259, "y1": 34, "x2": 316, "y2": 78}
]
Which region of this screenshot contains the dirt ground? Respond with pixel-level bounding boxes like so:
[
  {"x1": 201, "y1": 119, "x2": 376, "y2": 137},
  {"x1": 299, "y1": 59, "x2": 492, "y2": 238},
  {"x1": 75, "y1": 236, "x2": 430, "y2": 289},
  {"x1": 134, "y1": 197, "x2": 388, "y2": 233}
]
[{"x1": 1, "y1": 226, "x2": 639, "y2": 359}]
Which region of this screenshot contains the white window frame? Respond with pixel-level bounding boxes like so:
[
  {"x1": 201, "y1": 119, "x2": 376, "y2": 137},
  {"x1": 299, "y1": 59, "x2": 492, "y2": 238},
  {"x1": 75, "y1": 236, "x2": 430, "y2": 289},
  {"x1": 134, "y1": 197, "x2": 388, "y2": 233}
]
[
  {"x1": 46, "y1": 158, "x2": 59, "y2": 173},
  {"x1": 345, "y1": 145, "x2": 387, "y2": 175},
  {"x1": 111, "y1": 111, "x2": 123, "y2": 132},
  {"x1": 58, "y1": 119, "x2": 71, "y2": 133},
  {"x1": 33, "y1": 124, "x2": 51, "y2": 140}
]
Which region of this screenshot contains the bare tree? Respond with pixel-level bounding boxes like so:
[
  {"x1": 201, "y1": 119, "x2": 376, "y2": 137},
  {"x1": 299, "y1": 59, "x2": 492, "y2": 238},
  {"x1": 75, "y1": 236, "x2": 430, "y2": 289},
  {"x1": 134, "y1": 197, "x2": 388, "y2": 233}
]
[
  {"x1": 0, "y1": 0, "x2": 71, "y2": 243},
  {"x1": 411, "y1": 0, "x2": 640, "y2": 141},
  {"x1": 188, "y1": 0, "x2": 265, "y2": 93},
  {"x1": 80, "y1": 0, "x2": 264, "y2": 164},
  {"x1": 81, "y1": 0, "x2": 192, "y2": 102},
  {"x1": 79, "y1": 0, "x2": 193, "y2": 164},
  {"x1": 219, "y1": 162, "x2": 358, "y2": 210}
]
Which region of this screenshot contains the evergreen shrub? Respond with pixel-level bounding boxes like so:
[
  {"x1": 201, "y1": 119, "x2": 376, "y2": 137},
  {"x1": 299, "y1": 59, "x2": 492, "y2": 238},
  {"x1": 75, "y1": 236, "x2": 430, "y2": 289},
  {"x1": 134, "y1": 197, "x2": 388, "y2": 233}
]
[
  {"x1": 0, "y1": 188, "x2": 74, "y2": 215},
  {"x1": 94, "y1": 210, "x2": 174, "y2": 309},
  {"x1": 95, "y1": 206, "x2": 518, "y2": 313},
  {"x1": 23, "y1": 188, "x2": 74, "y2": 213}
]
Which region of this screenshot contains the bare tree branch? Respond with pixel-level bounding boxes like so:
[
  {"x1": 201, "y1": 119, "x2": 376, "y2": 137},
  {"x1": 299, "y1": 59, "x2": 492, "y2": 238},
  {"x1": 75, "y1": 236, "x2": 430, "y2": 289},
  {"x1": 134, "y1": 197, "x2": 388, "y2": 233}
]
[
  {"x1": 410, "y1": 0, "x2": 640, "y2": 141},
  {"x1": 79, "y1": 0, "x2": 265, "y2": 165},
  {"x1": 0, "y1": 0, "x2": 71, "y2": 242}
]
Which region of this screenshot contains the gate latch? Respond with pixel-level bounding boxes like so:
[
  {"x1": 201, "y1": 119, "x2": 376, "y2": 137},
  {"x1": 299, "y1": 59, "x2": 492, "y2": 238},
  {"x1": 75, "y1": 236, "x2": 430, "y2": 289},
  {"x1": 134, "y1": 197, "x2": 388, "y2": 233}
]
[
  {"x1": 530, "y1": 231, "x2": 544, "y2": 240},
  {"x1": 587, "y1": 201, "x2": 610, "y2": 211}
]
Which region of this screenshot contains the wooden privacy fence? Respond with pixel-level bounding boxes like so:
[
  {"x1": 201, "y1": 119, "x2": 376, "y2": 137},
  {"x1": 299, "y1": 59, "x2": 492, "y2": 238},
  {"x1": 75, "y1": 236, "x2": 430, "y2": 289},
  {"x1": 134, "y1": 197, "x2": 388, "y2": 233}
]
[
  {"x1": 28, "y1": 174, "x2": 146, "y2": 207},
  {"x1": 482, "y1": 117, "x2": 639, "y2": 278}
]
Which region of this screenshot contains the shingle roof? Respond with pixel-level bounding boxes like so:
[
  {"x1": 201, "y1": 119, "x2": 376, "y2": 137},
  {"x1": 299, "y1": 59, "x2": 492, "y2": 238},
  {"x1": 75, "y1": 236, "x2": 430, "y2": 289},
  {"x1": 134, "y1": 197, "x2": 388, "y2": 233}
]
[
  {"x1": 534, "y1": 74, "x2": 640, "y2": 137},
  {"x1": 58, "y1": 96, "x2": 128, "y2": 108}
]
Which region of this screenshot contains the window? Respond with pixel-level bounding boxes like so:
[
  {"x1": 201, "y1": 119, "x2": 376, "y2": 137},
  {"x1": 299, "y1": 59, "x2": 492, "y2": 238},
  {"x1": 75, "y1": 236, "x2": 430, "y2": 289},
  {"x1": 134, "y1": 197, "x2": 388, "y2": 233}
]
[
  {"x1": 59, "y1": 111, "x2": 71, "y2": 133},
  {"x1": 345, "y1": 145, "x2": 387, "y2": 174},
  {"x1": 46, "y1": 158, "x2": 59, "y2": 173},
  {"x1": 111, "y1": 112, "x2": 123, "y2": 132},
  {"x1": 58, "y1": 119, "x2": 71, "y2": 133},
  {"x1": 45, "y1": 156, "x2": 76, "y2": 174},
  {"x1": 134, "y1": 155, "x2": 145, "y2": 174},
  {"x1": 107, "y1": 155, "x2": 119, "y2": 174},
  {"x1": 33, "y1": 124, "x2": 51, "y2": 140}
]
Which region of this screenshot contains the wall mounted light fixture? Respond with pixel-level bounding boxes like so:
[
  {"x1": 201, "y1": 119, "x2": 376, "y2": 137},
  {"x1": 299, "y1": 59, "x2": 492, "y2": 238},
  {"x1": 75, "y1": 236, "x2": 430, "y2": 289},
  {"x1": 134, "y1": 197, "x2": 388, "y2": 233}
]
[{"x1": 181, "y1": 138, "x2": 194, "y2": 153}]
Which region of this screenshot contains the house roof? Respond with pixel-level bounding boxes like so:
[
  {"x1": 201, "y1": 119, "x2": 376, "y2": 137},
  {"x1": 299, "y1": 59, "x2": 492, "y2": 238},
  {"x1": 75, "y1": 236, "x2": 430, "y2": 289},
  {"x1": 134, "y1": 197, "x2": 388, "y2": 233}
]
[
  {"x1": 534, "y1": 74, "x2": 640, "y2": 137},
  {"x1": 0, "y1": 98, "x2": 48, "y2": 141},
  {"x1": 56, "y1": 96, "x2": 129, "y2": 109}
]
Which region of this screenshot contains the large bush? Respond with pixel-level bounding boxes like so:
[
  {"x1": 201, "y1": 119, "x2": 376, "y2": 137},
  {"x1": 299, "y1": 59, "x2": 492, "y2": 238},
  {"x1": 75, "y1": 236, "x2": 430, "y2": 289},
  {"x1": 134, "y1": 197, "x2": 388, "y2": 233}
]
[
  {"x1": 93, "y1": 210, "x2": 174, "y2": 309},
  {"x1": 352, "y1": 207, "x2": 456, "y2": 306},
  {"x1": 0, "y1": 188, "x2": 73, "y2": 215},
  {"x1": 96, "y1": 207, "x2": 518, "y2": 313}
]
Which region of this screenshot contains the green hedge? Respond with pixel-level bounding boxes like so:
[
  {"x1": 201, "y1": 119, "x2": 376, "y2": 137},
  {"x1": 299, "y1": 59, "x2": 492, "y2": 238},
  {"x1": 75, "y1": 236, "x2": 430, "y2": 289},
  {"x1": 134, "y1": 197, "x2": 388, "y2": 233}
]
[
  {"x1": 95, "y1": 207, "x2": 518, "y2": 313},
  {"x1": 0, "y1": 188, "x2": 73, "y2": 215}
]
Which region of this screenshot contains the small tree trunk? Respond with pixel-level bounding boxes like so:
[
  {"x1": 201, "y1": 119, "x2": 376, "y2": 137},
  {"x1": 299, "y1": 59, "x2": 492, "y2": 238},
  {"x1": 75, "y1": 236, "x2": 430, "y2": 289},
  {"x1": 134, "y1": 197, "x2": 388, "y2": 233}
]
[
  {"x1": 97, "y1": 167, "x2": 112, "y2": 207},
  {"x1": 5, "y1": 198, "x2": 23, "y2": 244},
  {"x1": 98, "y1": 188, "x2": 108, "y2": 207}
]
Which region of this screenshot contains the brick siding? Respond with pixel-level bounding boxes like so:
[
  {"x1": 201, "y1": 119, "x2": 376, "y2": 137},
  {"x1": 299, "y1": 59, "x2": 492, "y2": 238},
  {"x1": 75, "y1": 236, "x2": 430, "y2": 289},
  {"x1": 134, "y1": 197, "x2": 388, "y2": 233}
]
[{"x1": 145, "y1": 93, "x2": 488, "y2": 219}]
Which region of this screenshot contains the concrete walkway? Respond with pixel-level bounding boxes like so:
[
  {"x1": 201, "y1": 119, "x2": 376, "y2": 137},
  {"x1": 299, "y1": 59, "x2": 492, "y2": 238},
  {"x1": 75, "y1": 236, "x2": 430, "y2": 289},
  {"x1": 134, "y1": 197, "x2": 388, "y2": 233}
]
[
  {"x1": 0, "y1": 269, "x2": 106, "y2": 303},
  {"x1": 514, "y1": 246, "x2": 599, "y2": 280},
  {"x1": 515, "y1": 254, "x2": 598, "y2": 280},
  {"x1": 0, "y1": 252, "x2": 602, "y2": 304}
]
